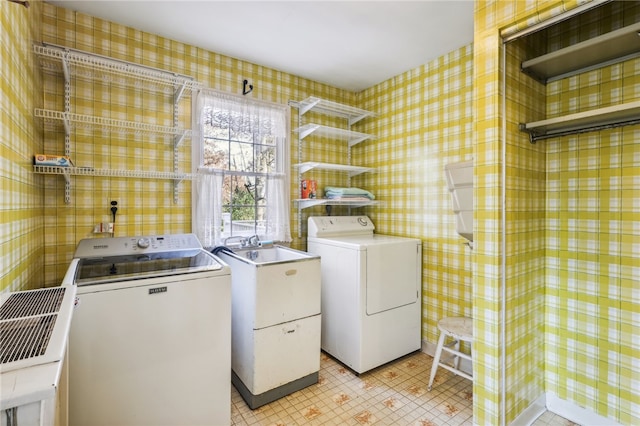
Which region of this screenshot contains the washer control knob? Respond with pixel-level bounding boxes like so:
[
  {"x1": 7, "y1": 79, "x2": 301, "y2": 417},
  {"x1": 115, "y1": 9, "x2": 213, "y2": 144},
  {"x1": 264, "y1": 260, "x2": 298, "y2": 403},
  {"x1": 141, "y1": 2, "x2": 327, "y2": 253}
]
[{"x1": 137, "y1": 237, "x2": 150, "y2": 249}]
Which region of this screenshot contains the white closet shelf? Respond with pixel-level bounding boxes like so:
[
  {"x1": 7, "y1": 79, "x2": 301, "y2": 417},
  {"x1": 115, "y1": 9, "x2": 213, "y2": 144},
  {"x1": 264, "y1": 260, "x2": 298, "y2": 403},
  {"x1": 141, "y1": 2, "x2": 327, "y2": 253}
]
[
  {"x1": 35, "y1": 109, "x2": 191, "y2": 139},
  {"x1": 520, "y1": 100, "x2": 640, "y2": 142},
  {"x1": 294, "y1": 198, "x2": 378, "y2": 210},
  {"x1": 295, "y1": 162, "x2": 374, "y2": 177},
  {"x1": 297, "y1": 96, "x2": 376, "y2": 125},
  {"x1": 33, "y1": 165, "x2": 194, "y2": 181},
  {"x1": 522, "y1": 22, "x2": 640, "y2": 83},
  {"x1": 294, "y1": 124, "x2": 375, "y2": 147},
  {"x1": 34, "y1": 44, "x2": 201, "y2": 97}
]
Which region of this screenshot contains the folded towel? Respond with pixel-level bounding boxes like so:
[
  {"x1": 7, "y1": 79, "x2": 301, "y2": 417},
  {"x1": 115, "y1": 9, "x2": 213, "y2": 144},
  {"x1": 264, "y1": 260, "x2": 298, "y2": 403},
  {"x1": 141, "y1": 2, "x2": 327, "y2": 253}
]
[
  {"x1": 325, "y1": 195, "x2": 373, "y2": 202},
  {"x1": 324, "y1": 186, "x2": 375, "y2": 200}
]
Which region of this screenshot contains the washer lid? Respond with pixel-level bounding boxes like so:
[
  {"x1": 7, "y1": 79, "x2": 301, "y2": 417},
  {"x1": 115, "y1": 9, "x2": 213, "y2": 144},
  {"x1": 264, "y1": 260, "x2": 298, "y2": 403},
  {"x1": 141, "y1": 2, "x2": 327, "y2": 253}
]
[{"x1": 74, "y1": 249, "x2": 223, "y2": 286}]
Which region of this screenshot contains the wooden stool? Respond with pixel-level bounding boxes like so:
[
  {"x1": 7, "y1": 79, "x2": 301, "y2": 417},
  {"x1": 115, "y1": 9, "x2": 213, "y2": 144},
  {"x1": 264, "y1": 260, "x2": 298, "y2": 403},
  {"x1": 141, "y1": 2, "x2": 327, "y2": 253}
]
[{"x1": 428, "y1": 317, "x2": 473, "y2": 391}]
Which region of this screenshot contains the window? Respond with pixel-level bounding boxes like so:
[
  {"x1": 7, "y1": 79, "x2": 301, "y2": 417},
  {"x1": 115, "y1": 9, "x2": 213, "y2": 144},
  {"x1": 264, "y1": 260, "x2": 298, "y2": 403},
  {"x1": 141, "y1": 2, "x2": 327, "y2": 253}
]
[{"x1": 192, "y1": 90, "x2": 291, "y2": 247}]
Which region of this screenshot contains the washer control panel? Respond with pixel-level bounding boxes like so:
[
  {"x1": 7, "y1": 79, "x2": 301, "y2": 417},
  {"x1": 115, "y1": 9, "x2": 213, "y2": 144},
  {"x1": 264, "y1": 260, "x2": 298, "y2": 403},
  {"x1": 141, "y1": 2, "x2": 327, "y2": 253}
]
[
  {"x1": 136, "y1": 237, "x2": 151, "y2": 249},
  {"x1": 73, "y1": 233, "x2": 203, "y2": 258},
  {"x1": 307, "y1": 216, "x2": 375, "y2": 238}
]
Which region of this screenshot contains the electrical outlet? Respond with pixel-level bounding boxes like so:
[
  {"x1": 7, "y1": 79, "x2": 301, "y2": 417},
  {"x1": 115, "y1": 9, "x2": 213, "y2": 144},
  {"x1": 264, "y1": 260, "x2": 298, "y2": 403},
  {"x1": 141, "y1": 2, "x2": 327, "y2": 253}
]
[{"x1": 93, "y1": 223, "x2": 114, "y2": 233}]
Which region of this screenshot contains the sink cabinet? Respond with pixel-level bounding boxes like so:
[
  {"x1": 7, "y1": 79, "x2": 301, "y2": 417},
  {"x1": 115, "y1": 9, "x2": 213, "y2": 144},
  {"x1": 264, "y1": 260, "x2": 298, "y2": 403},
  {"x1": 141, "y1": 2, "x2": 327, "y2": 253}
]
[{"x1": 217, "y1": 248, "x2": 321, "y2": 409}]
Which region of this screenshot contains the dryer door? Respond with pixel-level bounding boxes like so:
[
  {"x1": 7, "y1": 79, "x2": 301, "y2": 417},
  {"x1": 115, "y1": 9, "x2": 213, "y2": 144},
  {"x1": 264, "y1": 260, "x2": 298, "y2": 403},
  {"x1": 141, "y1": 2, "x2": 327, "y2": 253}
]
[{"x1": 365, "y1": 241, "x2": 420, "y2": 315}]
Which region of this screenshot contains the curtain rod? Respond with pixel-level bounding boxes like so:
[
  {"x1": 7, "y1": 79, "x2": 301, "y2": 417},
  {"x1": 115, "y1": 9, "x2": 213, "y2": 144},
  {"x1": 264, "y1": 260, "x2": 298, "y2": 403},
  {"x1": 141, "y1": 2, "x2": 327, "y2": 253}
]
[{"x1": 199, "y1": 87, "x2": 288, "y2": 111}]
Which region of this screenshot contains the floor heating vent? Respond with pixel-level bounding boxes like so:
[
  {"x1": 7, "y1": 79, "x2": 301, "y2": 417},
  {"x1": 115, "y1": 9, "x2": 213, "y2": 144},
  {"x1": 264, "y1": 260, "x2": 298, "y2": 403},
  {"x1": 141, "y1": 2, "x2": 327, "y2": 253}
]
[{"x1": 0, "y1": 287, "x2": 75, "y2": 373}]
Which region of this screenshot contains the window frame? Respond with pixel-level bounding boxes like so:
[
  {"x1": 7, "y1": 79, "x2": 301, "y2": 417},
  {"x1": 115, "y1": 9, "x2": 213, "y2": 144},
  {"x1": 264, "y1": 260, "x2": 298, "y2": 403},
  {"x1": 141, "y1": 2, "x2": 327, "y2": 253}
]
[{"x1": 192, "y1": 89, "x2": 291, "y2": 246}]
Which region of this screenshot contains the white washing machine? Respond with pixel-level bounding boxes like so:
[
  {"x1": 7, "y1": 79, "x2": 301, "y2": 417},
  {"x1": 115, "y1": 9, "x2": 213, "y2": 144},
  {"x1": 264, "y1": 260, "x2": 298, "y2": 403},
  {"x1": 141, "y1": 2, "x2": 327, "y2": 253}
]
[
  {"x1": 307, "y1": 216, "x2": 422, "y2": 374},
  {"x1": 63, "y1": 233, "x2": 231, "y2": 426}
]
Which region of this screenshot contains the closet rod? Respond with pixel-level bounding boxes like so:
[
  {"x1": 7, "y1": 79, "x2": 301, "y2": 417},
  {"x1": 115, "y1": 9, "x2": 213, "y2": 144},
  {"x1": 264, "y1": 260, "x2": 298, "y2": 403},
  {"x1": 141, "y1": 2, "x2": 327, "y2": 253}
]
[{"x1": 523, "y1": 118, "x2": 640, "y2": 143}]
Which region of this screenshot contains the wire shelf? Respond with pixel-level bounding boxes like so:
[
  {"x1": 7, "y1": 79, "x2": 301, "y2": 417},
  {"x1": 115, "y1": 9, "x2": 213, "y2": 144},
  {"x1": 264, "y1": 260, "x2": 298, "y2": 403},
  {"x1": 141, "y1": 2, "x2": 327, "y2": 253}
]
[
  {"x1": 33, "y1": 165, "x2": 194, "y2": 180},
  {"x1": 297, "y1": 97, "x2": 376, "y2": 125},
  {"x1": 34, "y1": 44, "x2": 196, "y2": 205},
  {"x1": 294, "y1": 124, "x2": 375, "y2": 147},
  {"x1": 294, "y1": 198, "x2": 378, "y2": 210},
  {"x1": 34, "y1": 109, "x2": 191, "y2": 138},
  {"x1": 34, "y1": 44, "x2": 201, "y2": 96},
  {"x1": 295, "y1": 162, "x2": 374, "y2": 177}
]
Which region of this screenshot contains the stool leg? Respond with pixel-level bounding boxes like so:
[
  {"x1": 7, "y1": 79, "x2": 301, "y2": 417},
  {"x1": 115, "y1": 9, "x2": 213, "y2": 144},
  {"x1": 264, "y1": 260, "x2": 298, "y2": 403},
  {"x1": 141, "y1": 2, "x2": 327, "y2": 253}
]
[
  {"x1": 428, "y1": 331, "x2": 446, "y2": 391},
  {"x1": 454, "y1": 339, "x2": 461, "y2": 370}
]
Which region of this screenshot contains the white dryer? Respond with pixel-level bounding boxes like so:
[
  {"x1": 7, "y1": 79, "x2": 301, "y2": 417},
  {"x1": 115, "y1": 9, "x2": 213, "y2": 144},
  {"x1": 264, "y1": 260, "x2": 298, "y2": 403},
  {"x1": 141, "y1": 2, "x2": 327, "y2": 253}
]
[{"x1": 307, "y1": 216, "x2": 422, "y2": 374}]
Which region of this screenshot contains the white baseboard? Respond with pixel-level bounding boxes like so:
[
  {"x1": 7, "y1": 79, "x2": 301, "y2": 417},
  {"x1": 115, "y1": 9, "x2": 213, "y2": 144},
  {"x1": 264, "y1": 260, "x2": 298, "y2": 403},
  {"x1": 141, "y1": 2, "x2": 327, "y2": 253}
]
[
  {"x1": 546, "y1": 393, "x2": 621, "y2": 426},
  {"x1": 510, "y1": 394, "x2": 546, "y2": 426},
  {"x1": 421, "y1": 342, "x2": 621, "y2": 426},
  {"x1": 505, "y1": 391, "x2": 622, "y2": 426}
]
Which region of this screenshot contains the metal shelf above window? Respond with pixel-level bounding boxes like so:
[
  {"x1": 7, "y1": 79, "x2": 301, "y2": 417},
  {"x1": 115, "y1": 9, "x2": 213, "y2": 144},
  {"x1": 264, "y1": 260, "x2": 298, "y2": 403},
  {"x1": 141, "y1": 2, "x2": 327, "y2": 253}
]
[
  {"x1": 294, "y1": 198, "x2": 378, "y2": 210},
  {"x1": 34, "y1": 43, "x2": 201, "y2": 100},
  {"x1": 296, "y1": 96, "x2": 376, "y2": 125},
  {"x1": 520, "y1": 100, "x2": 640, "y2": 143},
  {"x1": 294, "y1": 124, "x2": 375, "y2": 147},
  {"x1": 295, "y1": 162, "x2": 374, "y2": 177},
  {"x1": 521, "y1": 22, "x2": 640, "y2": 83}
]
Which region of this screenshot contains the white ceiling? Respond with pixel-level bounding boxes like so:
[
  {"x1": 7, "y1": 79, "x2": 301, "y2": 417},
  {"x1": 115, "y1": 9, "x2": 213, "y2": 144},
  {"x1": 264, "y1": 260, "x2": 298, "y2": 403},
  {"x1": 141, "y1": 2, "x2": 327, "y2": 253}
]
[{"x1": 47, "y1": 1, "x2": 474, "y2": 92}]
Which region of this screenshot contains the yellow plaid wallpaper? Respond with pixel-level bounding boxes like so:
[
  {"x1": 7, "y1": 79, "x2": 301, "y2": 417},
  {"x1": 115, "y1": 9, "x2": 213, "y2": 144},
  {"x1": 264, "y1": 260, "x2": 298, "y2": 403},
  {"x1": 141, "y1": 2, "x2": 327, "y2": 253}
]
[
  {"x1": 1, "y1": 0, "x2": 44, "y2": 292},
  {"x1": 503, "y1": 37, "x2": 547, "y2": 424},
  {"x1": 36, "y1": 5, "x2": 474, "y2": 359},
  {"x1": 356, "y1": 47, "x2": 474, "y2": 346},
  {"x1": 538, "y1": 3, "x2": 640, "y2": 424},
  {"x1": 2, "y1": 1, "x2": 638, "y2": 425},
  {"x1": 478, "y1": 0, "x2": 639, "y2": 424},
  {"x1": 38, "y1": 4, "x2": 357, "y2": 283}
]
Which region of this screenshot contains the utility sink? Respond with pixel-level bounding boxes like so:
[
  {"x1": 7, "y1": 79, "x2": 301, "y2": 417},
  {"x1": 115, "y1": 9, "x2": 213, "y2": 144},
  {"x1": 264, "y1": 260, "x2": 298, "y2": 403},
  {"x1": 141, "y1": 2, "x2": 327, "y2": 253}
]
[
  {"x1": 212, "y1": 244, "x2": 321, "y2": 409},
  {"x1": 213, "y1": 245, "x2": 321, "y2": 325},
  {"x1": 221, "y1": 245, "x2": 317, "y2": 265}
]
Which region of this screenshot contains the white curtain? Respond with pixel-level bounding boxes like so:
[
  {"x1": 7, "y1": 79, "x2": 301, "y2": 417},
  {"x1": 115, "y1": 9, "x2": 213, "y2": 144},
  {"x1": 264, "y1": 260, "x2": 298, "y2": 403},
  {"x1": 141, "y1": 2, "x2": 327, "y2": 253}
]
[
  {"x1": 192, "y1": 89, "x2": 291, "y2": 246},
  {"x1": 193, "y1": 172, "x2": 223, "y2": 248},
  {"x1": 265, "y1": 173, "x2": 291, "y2": 242}
]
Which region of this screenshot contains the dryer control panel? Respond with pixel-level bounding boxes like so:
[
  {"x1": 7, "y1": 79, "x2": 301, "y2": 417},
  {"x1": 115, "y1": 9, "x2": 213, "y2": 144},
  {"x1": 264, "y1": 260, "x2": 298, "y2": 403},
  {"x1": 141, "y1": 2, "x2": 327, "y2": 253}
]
[
  {"x1": 73, "y1": 233, "x2": 203, "y2": 258},
  {"x1": 308, "y1": 216, "x2": 375, "y2": 238}
]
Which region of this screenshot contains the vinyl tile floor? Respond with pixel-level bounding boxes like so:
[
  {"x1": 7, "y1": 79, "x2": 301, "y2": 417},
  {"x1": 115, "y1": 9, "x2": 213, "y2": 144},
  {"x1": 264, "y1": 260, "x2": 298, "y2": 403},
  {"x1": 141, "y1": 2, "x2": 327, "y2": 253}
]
[{"x1": 230, "y1": 351, "x2": 575, "y2": 426}]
